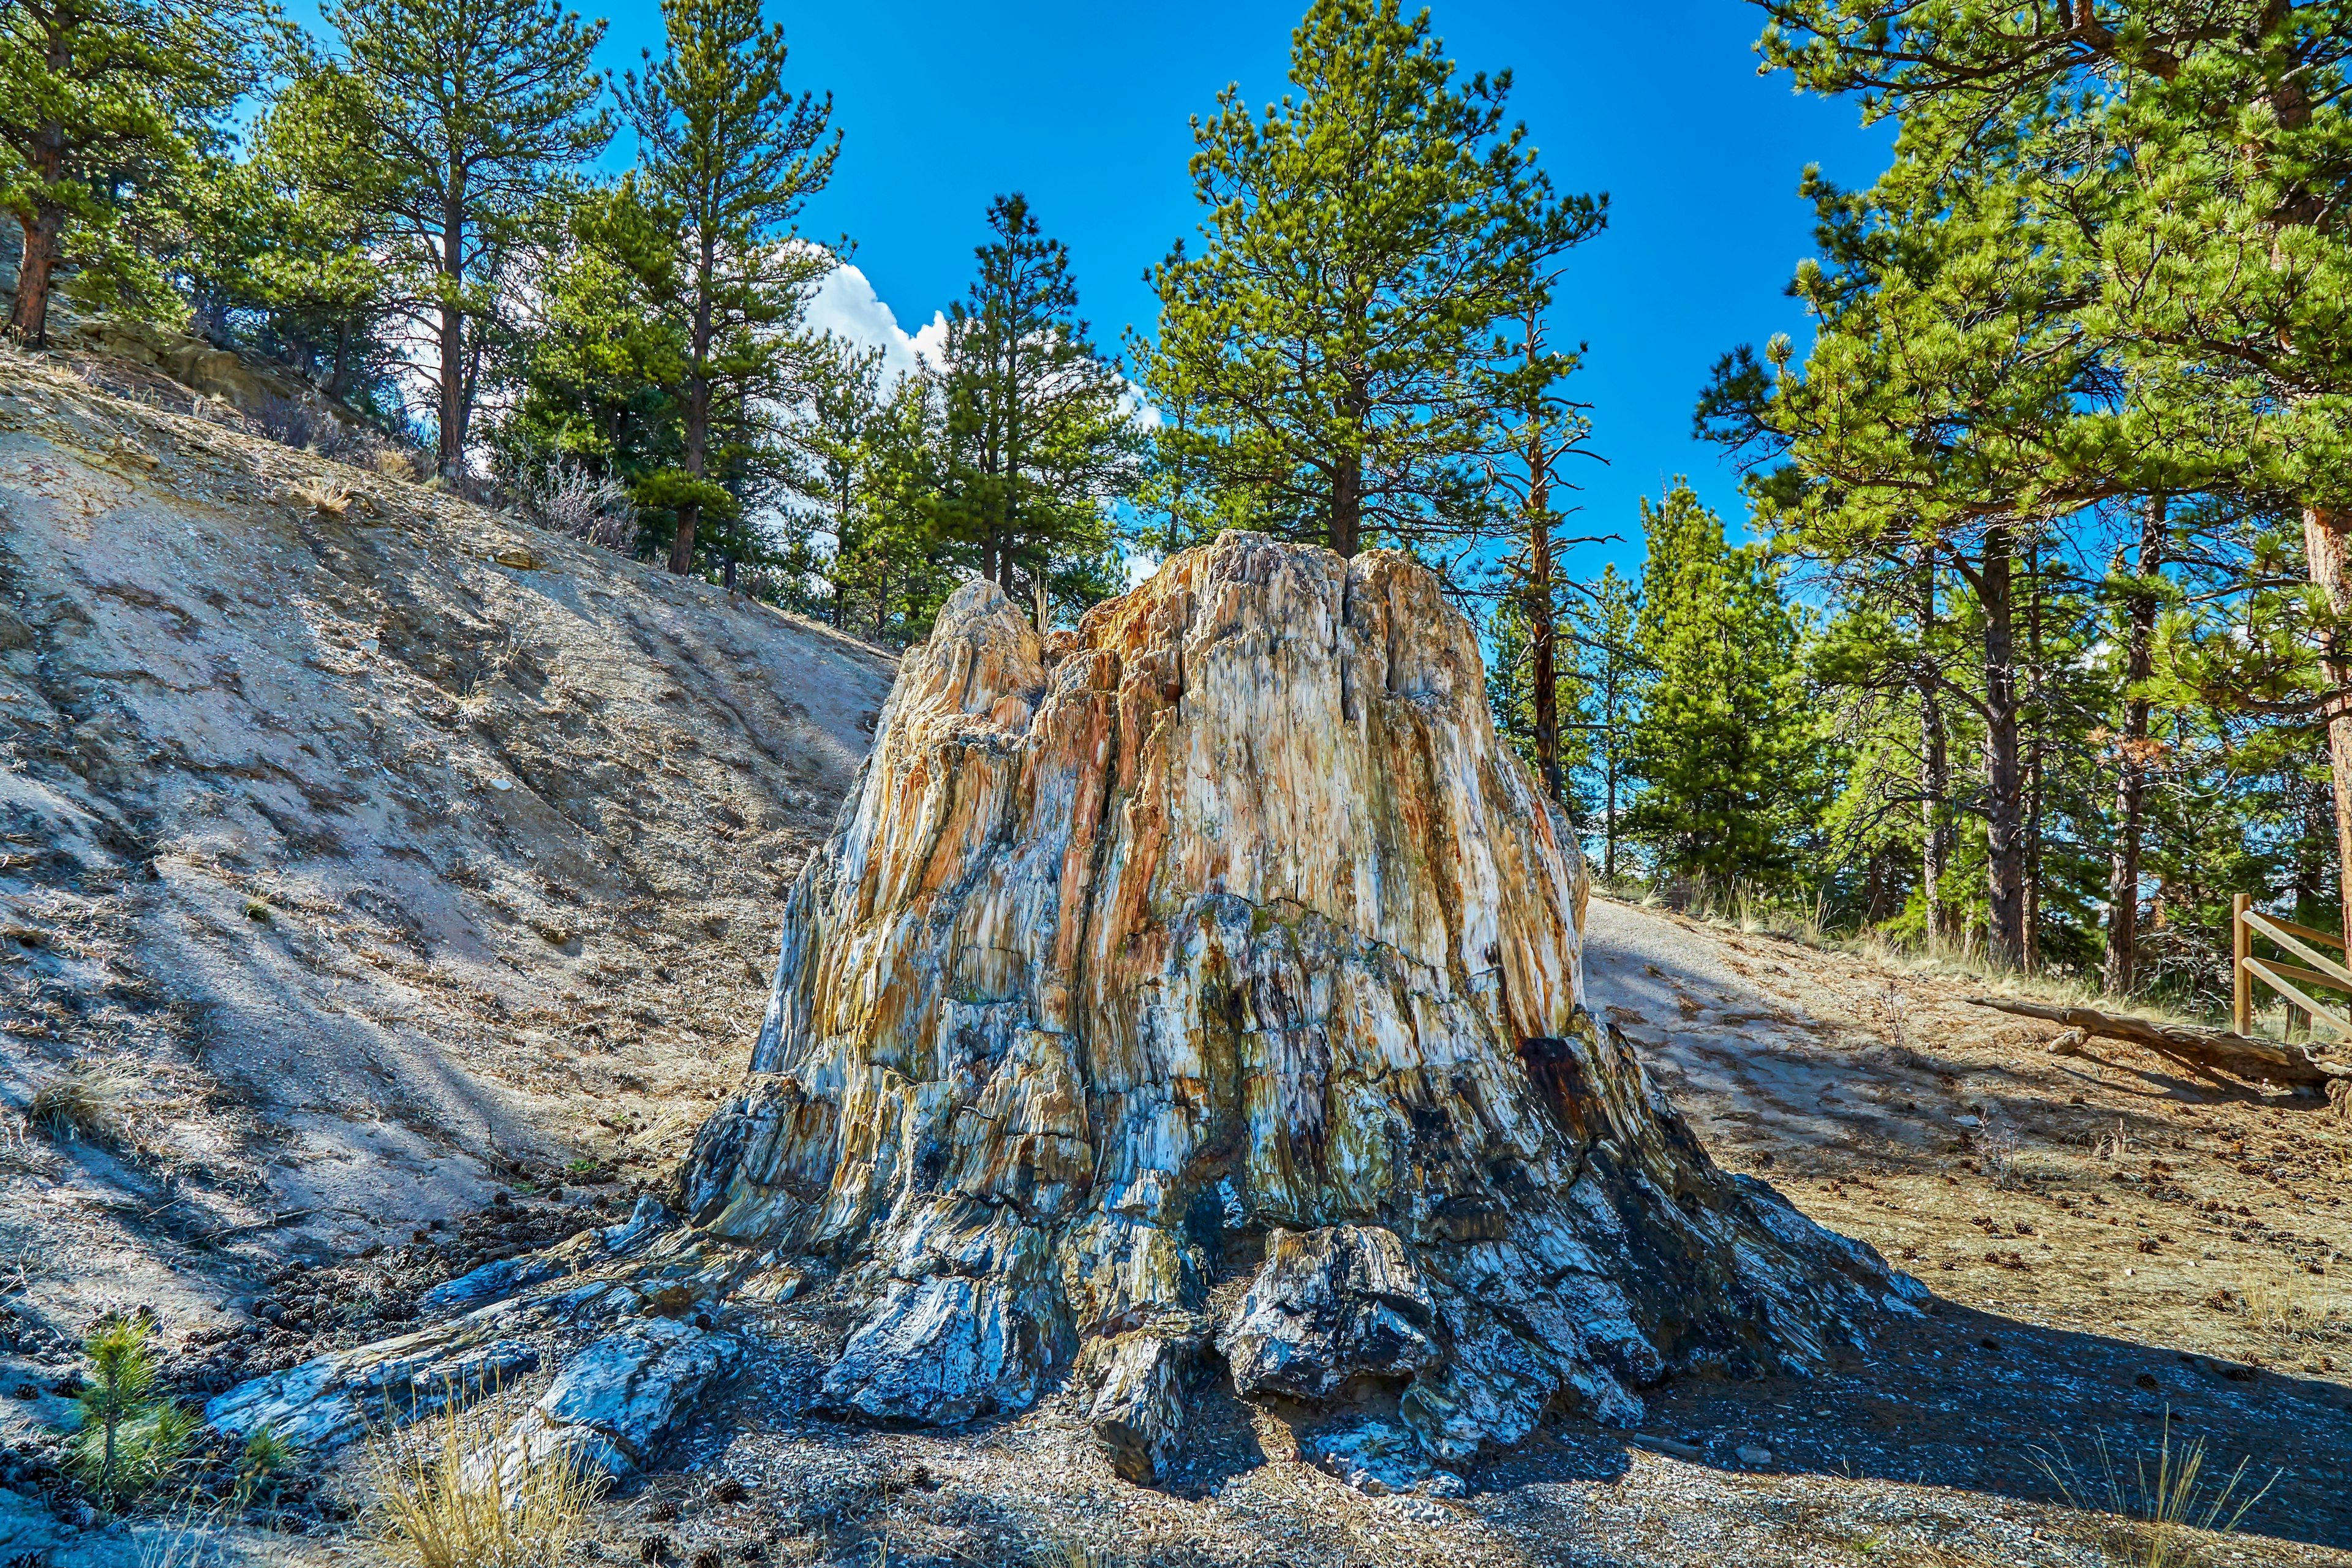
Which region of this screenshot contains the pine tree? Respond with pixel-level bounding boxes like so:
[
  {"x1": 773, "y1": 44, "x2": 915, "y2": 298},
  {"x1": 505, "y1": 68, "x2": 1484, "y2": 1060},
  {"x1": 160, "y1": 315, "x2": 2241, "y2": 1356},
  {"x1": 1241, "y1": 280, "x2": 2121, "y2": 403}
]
[
  {"x1": 622, "y1": 0, "x2": 839, "y2": 574},
  {"x1": 493, "y1": 178, "x2": 686, "y2": 541},
  {"x1": 1744, "y1": 0, "x2": 2352, "y2": 953},
  {"x1": 1624, "y1": 483, "x2": 1825, "y2": 886},
  {"x1": 935, "y1": 193, "x2": 1139, "y2": 631},
  {"x1": 793, "y1": 334, "x2": 886, "y2": 624},
  {"x1": 0, "y1": 0, "x2": 264, "y2": 344},
  {"x1": 241, "y1": 50, "x2": 402, "y2": 403},
  {"x1": 1564, "y1": 562, "x2": 1642, "y2": 881},
  {"x1": 853, "y1": 371, "x2": 962, "y2": 640},
  {"x1": 1486, "y1": 298, "x2": 1602, "y2": 804},
  {"x1": 1697, "y1": 158, "x2": 2134, "y2": 966},
  {"x1": 1144, "y1": 0, "x2": 1598, "y2": 557},
  {"x1": 328, "y1": 0, "x2": 611, "y2": 480}
]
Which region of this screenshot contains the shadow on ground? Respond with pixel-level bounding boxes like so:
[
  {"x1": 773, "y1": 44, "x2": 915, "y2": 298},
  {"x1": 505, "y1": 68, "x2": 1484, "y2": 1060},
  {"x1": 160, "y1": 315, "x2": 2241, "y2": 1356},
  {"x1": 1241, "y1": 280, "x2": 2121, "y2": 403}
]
[{"x1": 1473, "y1": 1292, "x2": 2351, "y2": 1553}]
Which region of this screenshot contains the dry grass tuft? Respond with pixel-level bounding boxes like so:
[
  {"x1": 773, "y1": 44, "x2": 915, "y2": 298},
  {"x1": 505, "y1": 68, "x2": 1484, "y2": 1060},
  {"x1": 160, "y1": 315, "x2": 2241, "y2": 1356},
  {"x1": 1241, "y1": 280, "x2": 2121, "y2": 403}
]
[
  {"x1": 26, "y1": 1062, "x2": 144, "y2": 1144},
  {"x1": 2034, "y1": 1414, "x2": 2276, "y2": 1568},
  {"x1": 372, "y1": 1388, "x2": 606, "y2": 1568},
  {"x1": 287, "y1": 477, "x2": 355, "y2": 516},
  {"x1": 2235, "y1": 1268, "x2": 2342, "y2": 1335}
]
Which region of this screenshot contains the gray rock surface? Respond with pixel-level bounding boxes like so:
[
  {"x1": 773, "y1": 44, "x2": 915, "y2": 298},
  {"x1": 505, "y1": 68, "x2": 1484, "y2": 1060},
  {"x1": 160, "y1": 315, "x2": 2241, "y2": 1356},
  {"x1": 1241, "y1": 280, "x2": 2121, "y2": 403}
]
[
  {"x1": 1306, "y1": 1418, "x2": 1461, "y2": 1496},
  {"x1": 204, "y1": 1330, "x2": 540, "y2": 1450},
  {"x1": 1077, "y1": 1322, "x2": 1207, "y2": 1483},
  {"x1": 815, "y1": 1272, "x2": 1063, "y2": 1425},
  {"x1": 1218, "y1": 1225, "x2": 1441, "y2": 1400},
  {"x1": 500, "y1": 1317, "x2": 741, "y2": 1479}
]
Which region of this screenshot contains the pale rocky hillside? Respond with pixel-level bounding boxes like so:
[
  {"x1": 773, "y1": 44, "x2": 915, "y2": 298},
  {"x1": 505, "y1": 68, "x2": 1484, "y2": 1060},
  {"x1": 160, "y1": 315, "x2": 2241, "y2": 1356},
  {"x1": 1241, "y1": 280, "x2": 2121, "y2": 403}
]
[{"x1": 0, "y1": 348, "x2": 895, "y2": 1328}]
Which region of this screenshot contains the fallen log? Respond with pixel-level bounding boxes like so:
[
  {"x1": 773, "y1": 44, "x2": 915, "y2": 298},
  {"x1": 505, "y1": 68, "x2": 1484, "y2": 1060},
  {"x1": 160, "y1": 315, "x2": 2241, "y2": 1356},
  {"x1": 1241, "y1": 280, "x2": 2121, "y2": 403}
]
[{"x1": 1965, "y1": 996, "x2": 2351, "y2": 1087}]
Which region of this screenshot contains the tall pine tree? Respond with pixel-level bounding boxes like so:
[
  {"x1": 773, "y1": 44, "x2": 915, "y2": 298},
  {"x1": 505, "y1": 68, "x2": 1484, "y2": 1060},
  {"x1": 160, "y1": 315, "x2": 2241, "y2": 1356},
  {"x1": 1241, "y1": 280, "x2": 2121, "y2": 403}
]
[
  {"x1": 1, "y1": 0, "x2": 265, "y2": 344},
  {"x1": 622, "y1": 0, "x2": 839, "y2": 574},
  {"x1": 328, "y1": 0, "x2": 610, "y2": 480},
  {"x1": 1144, "y1": 0, "x2": 1597, "y2": 557},
  {"x1": 935, "y1": 193, "x2": 1138, "y2": 631},
  {"x1": 1625, "y1": 482, "x2": 1825, "y2": 886}
]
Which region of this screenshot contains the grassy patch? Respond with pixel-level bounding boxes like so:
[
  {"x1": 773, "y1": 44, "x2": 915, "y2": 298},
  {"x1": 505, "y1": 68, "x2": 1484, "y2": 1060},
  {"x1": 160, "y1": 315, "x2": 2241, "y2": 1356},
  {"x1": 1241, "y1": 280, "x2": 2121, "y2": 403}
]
[
  {"x1": 26, "y1": 1063, "x2": 145, "y2": 1145},
  {"x1": 372, "y1": 1385, "x2": 606, "y2": 1568},
  {"x1": 2034, "y1": 1413, "x2": 2277, "y2": 1568}
]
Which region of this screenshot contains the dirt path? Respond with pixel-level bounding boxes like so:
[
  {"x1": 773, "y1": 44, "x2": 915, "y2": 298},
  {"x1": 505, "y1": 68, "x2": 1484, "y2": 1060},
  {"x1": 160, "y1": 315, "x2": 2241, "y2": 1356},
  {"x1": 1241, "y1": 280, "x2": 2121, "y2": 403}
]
[{"x1": 1576, "y1": 895, "x2": 2352, "y2": 1559}]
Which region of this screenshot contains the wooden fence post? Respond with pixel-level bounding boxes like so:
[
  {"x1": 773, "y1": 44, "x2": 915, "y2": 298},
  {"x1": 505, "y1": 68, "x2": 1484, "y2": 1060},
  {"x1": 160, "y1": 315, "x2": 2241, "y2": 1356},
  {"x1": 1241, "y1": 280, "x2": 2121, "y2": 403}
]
[{"x1": 2233, "y1": 892, "x2": 2253, "y2": 1037}]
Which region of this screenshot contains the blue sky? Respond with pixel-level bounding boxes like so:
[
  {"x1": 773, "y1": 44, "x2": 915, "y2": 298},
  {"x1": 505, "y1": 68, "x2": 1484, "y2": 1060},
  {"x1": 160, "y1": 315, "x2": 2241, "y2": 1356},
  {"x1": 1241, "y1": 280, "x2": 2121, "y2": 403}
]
[
  {"x1": 742, "y1": 0, "x2": 1897, "y2": 579},
  {"x1": 295, "y1": 0, "x2": 1895, "y2": 578}
]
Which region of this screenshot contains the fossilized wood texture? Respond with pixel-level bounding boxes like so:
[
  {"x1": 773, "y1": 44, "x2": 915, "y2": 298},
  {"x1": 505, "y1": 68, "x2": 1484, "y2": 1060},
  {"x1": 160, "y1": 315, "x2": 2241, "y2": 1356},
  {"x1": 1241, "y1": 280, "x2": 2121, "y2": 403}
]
[{"x1": 677, "y1": 533, "x2": 1923, "y2": 1477}]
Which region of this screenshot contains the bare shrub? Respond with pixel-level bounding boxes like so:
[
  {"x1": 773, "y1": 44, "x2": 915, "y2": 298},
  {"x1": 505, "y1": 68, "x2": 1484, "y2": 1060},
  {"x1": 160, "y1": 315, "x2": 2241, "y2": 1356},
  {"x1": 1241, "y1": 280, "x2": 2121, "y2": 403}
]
[
  {"x1": 374, "y1": 447, "x2": 427, "y2": 481},
  {"x1": 246, "y1": 393, "x2": 345, "y2": 451},
  {"x1": 1975, "y1": 1104, "x2": 2021, "y2": 1187},
  {"x1": 285, "y1": 477, "x2": 354, "y2": 516},
  {"x1": 521, "y1": 462, "x2": 635, "y2": 551}
]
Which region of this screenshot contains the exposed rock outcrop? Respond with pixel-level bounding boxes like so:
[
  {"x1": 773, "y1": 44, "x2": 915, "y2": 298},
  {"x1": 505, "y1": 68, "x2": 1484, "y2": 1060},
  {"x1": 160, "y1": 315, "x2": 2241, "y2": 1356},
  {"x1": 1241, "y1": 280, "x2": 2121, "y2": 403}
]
[{"x1": 674, "y1": 532, "x2": 1925, "y2": 1483}]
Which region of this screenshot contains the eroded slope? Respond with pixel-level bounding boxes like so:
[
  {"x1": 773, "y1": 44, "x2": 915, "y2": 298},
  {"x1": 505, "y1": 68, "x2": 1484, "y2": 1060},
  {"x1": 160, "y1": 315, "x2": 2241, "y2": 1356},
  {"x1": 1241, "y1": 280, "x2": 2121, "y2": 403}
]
[{"x1": 0, "y1": 351, "x2": 895, "y2": 1314}]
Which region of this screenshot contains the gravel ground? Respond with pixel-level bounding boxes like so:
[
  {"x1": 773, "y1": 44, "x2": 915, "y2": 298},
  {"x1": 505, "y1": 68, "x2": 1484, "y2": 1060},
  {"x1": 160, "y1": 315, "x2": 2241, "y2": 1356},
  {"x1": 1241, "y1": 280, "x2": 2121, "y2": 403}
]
[{"x1": 438, "y1": 899, "x2": 2352, "y2": 1568}]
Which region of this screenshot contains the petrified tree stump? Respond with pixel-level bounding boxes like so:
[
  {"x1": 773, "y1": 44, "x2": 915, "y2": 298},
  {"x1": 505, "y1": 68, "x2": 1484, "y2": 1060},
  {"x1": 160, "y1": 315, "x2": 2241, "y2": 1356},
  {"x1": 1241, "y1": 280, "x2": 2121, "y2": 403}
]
[{"x1": 677, "y1": 533, "x2": 1920, "y2": 1484}]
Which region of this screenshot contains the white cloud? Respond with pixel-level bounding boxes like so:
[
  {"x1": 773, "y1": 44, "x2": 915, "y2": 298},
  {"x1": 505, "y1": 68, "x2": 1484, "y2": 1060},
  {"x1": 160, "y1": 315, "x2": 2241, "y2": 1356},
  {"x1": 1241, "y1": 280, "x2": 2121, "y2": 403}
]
[
  {"x1": 803, "y1": 263, "x2": 947, "y2": 384},
  {"x1": 910, "y1": 311, "x2": 952, "y2": 371},
  {"x1": 802, "y1": 258, "x2": 1160, "y2": 431}
]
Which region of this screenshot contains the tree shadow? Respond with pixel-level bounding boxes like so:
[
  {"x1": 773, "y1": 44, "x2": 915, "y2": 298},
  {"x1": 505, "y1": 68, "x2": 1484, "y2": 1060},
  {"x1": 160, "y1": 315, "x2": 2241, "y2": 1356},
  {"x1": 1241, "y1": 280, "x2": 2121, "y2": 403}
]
[{"x1": 1486, "y1": 1293, "x2": 2352, "y2": 1553}]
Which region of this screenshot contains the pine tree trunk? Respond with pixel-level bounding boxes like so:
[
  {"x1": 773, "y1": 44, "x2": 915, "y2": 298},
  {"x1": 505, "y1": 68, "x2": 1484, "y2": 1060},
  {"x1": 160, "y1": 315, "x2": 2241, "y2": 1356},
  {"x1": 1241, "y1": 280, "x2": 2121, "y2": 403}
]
[
  {"x1": 2302, "y1": 505, "x2": 2352, "y2": 957},
  {"x1": 8, "y1": 205, "x2": 59, "y2": 349},
  {"x1": 2103, "y1": 495, "x2": 2163, "y2": 995},
  {"x1": 2024, "y1": 543, "x2": 2045, "y2": 974},
  {"x1": 1529, "y1": 489, "x2": 1561, "y2": 805},
  {"x1": 435, "y1": 186, "x2": 467, "y2": 483},
  {"x1": 325, "y1": 317, "x2": 356, "y2": 404},
  {"x1": 1915, "y1": 547, "x2": 1950, "y2": 945},
  {"x1": 1601, "y1": 641, "x2": 1622, "y2": 881},
  {"x1": 1331, "y1": 458, "x2": 1362, "y2": 559},
  {"x1": 6, "y1": 97, "x2": 64, "y2": 349},
  {"x1": 671, "y1": 238, "x2": 716, "y2": 577},
  {"x1": 1982, "y1": 521, "x2": 2028, "y2": 969}
]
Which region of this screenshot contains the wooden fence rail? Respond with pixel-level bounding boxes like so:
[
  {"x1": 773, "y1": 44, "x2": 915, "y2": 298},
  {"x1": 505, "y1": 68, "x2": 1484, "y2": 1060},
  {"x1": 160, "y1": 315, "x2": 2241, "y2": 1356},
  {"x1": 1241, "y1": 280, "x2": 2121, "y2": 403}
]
[{"x1": 2233, "y1": 892, "x2": 2352, "y2": 1041}]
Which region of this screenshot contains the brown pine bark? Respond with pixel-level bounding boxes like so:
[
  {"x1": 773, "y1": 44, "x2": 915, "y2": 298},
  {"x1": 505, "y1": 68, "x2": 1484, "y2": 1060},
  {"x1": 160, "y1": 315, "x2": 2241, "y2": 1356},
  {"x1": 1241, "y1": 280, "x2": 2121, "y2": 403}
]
[
  {"x1": 1330, "y1": 455, "x2": 1362, "y2": 559},
  {"x1": 1981, "y1": 520, "x2": 2028, "y2": 968},
  {"x1": 1910, "y1": 543, "x2": 1951, "y2": 945},
  {"x1": 5, "y1": 20, "x2": 66, "y2": 349},
  {"x1": 2024, "y1": 540, "x2": 2046, "y2": 974},
  {"x1": 8, "y1": 203, "x2": 61, "y2": 348},
  {"x1": 435, "y1": 186, "x2": 468, "y2": 483}
]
